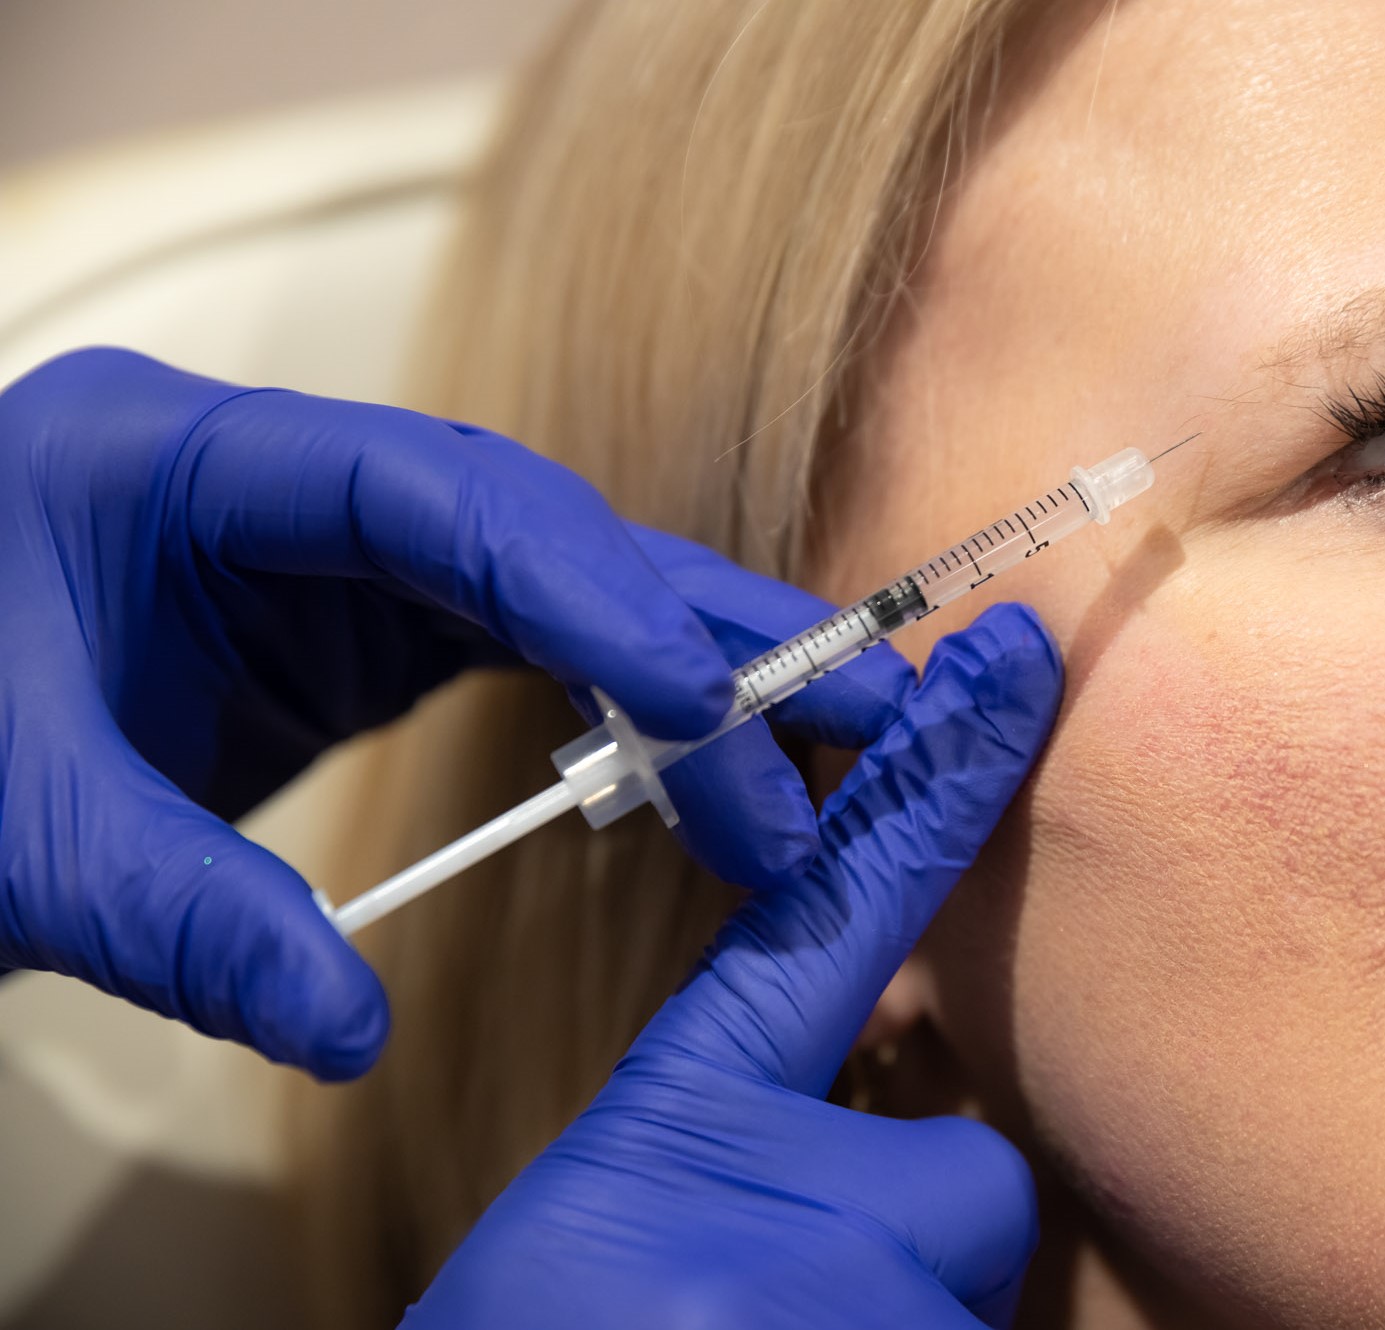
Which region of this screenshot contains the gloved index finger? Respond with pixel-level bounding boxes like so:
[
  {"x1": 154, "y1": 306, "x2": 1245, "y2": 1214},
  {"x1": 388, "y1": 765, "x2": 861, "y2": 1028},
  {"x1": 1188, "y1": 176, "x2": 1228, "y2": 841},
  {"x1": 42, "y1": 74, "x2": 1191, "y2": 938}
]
[
  {"x1": 177, "y1": 378, "x2": 734, "y2": 740},
  {"x1": 635, "y1": 604, "x2": 1063, "y2": 1097}
]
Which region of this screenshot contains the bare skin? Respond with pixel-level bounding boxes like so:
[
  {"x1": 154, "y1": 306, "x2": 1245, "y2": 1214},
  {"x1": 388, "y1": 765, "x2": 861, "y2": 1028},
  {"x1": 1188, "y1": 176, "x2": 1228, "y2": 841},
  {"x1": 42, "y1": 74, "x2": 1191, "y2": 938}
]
[{"x1": 811, "y1": 2, "x2": 1385, "y2": 1325}]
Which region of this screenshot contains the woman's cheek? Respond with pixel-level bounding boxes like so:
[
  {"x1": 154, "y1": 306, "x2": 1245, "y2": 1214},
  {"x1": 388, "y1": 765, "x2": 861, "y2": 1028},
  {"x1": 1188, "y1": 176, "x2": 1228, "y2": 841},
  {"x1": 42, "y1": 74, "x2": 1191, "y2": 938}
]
[
  {"x1": 997, "y1": 563, "x2": 1385, "y2": 1313},
  {"x1": 1034, "y1": 561, "x2": 1385, "y2": 957}
]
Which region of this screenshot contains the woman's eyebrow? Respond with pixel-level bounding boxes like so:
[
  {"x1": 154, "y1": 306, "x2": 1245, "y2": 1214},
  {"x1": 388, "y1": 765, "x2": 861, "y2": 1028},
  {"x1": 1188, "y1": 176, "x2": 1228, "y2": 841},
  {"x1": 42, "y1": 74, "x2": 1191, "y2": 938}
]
[{"x1": 1259, "y1": 286, "x2": 1385, "y2": 377}]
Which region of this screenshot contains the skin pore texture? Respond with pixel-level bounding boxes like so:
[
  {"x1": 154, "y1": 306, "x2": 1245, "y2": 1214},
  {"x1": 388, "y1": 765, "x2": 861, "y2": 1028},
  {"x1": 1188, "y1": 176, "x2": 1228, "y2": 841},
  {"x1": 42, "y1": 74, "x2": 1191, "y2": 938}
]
[{"x1": 810, "y1": 1, "x2": 1385, "y2": 1326}]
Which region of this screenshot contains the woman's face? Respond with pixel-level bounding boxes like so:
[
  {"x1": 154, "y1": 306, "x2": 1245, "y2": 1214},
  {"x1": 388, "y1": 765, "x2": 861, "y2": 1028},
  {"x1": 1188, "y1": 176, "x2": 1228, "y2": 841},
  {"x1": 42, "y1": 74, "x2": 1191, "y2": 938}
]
[{"x1": 815, "y1": 0, "x2": 1385, "y2": 1323}]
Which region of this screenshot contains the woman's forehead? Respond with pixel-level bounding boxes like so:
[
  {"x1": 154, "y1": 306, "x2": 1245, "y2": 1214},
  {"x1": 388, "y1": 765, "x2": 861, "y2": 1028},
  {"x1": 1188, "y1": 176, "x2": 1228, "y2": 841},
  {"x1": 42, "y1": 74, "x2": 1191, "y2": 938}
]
[
  {"x1": 911, "y1": 0, "x2": 1385, "y2": 461},
  {"x1": 982, "y1": 0, "x2": 1385, "y2": 252}
]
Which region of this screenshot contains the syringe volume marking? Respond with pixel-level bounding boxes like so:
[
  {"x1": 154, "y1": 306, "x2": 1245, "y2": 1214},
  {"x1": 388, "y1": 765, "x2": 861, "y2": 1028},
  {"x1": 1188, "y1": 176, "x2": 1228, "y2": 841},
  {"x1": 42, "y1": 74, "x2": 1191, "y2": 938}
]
[
  {"x1": 962, "y1": 542, "x2": 994, "y2": 589},
  {"x1": 735, "y1": 674, "x2": 764, "y2": 711}
]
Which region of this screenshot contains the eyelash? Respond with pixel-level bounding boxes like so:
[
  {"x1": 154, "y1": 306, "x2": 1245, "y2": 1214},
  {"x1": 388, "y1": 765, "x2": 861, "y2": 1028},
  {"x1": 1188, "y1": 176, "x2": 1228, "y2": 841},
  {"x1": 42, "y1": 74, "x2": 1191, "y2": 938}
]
[
  {"x1": 1323, "y1": 371, "x2": 1385, "y2": 443},
  {"x1": 1318, "y1": 372, "x2": 1385, "y2": 494}
]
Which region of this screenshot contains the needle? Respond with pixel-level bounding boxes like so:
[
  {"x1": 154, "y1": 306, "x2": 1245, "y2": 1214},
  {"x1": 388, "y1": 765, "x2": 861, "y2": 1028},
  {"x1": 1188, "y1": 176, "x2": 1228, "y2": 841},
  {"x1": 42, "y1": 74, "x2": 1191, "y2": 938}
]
[{"x1": 1148, "y1": 432, "x2": 1202, "y2": 464}]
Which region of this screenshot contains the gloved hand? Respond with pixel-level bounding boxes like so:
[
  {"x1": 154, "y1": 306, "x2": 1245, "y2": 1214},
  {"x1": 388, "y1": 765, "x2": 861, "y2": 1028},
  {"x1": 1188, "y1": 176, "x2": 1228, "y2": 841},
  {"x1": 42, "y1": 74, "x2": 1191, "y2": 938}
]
[
  {"x1": 402, "y1": 603, "x2": 1063, "y2": 1330},
  {"x1": 0, "y1": 348, "x2": 913, "y2": 1079}
]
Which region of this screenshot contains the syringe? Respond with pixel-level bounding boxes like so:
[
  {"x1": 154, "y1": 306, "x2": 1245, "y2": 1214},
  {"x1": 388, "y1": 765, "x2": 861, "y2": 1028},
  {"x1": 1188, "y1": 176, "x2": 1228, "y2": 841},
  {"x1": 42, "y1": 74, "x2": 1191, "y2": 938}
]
[{"x1": 327, "y1": 442, "x2": 1183, "y2": 936}]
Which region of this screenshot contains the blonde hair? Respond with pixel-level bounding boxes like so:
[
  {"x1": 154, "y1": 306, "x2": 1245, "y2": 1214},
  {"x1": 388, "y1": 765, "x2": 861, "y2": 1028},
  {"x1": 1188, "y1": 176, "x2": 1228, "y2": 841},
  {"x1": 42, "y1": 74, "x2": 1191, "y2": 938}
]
[{"x1": 298, "y1": 2, "x2": 1037, "y2": 1324}]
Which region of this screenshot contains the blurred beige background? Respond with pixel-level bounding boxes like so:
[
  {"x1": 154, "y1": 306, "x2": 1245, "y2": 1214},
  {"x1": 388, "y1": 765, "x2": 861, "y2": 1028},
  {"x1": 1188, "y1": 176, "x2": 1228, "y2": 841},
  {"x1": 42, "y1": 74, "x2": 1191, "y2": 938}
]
[
  {"x1": 0, "y1": 0, "x2": 574, "y2": 171},
  {"x1": 0, "y1": 7, "x2": 571, "y2": 1326}
]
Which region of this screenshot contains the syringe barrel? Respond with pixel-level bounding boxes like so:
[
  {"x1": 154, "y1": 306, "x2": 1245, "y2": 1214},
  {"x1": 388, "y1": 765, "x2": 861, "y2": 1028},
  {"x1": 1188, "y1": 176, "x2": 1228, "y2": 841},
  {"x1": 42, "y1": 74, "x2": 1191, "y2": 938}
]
[{"x1": 729, "y1": 476, "x2": 1098, "y2": 717}]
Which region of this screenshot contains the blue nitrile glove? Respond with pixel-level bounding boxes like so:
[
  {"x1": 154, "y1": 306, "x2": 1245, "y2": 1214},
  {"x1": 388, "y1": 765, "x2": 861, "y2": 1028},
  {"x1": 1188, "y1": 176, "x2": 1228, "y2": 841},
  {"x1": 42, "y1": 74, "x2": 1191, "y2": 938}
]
[
  {"x1": 0, "y1": 348, "x2": 914, "y2": 1079},
  {"x1": 401, "y1": 603, "x2": 1063, "y2": 1330}
]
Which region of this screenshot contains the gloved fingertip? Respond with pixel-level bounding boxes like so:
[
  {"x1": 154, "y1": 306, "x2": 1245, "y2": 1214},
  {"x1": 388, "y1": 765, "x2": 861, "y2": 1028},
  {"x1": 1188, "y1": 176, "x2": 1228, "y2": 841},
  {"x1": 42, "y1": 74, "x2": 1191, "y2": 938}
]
[
  {"x1": 733, "y1": 824, "x2": 820, "y2": 892},
  {"x1": 567, "y1": 665, "x2": 731, "y2": 751},
  {"x1": 301, "y1": 963, "x2": 392, "y2": 1082},
  {"x1": 676, "y1": 824, "x2": 820, "y2": 892},
  {"x1": 690, "y1": 662, "x2": 737, "y2": 728},
  {"x1": 923, "y1": 603, "x2": 1062, "y2": 723},
  {"x1": 598, "y1": 572, "x2": 741, "y2": 739},
  {"x1": 618, "y1": 644, "x2": 734, "y2": 741},
  {"x1": 967, "y1": 602, "x2": 1062, "y2": 677},
  {"x1": 661, "y1": 725, "x2": 821, "y2": 889},
  {"x1": 246, "y1": 911, "x2": 391, "y2": 1081}
]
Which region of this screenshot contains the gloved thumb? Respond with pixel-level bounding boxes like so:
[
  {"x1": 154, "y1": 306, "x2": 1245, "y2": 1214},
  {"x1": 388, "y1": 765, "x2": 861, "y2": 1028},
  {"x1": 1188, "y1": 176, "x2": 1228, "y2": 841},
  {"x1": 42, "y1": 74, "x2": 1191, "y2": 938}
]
[{"x1": 4, "y1": 703, "x2": 388, "y2": 1080}]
